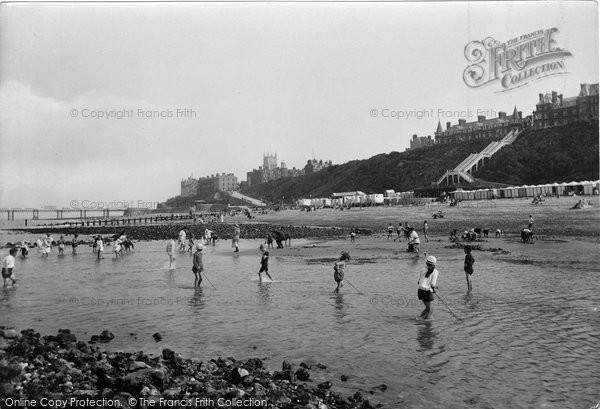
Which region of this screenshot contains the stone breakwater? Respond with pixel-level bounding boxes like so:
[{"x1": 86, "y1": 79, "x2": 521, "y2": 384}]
[
  {"x1": 10, "y1": 224, "x2": 373, "y2": 242},
  {"x1": 0, "y1": 329, "x2": 383, "y2": 409}
]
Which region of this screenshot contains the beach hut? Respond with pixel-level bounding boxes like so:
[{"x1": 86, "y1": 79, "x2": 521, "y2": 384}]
[
  {"x1": 517, "y1": 185, "x2": 527, "y2": 197},
  {"x1": 526, "y1": 185, "x2": 536, "y2": 197}
]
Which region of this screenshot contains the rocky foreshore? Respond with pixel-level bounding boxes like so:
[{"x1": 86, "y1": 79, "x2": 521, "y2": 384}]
[
  {"x1": 0, "y1": 329, "x2": 383, "y2": 409},
  {"x1": 10, "y1": 223, "x2": 373, "y2": 242}
]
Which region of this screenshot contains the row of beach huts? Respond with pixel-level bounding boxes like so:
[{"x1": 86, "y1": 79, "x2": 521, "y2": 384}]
[{"x1": 295, "y1": 180, "x2": 600, "y2": 208}]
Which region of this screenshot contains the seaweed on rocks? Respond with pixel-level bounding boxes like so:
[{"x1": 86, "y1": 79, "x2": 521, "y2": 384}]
[{"x1": 0, "y1": 329, "x2": 384, "y2": 408}]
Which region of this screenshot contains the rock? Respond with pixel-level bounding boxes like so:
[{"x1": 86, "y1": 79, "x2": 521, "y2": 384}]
[
  {"x1": 57, "y1": 332, "x2": 77, "y2": 346},
  {"x1": 273, "y1": 370, "x2": 295, "y2": 382},
  {"x1": 353, "y1": 391, "x2": 363, "y2": 402},
  {"x1": 152, "y1": 332, "x2": 162, "y2": 342},
  {"x1": 244, "y1": 358, "x2": 263, "y2": 370},
  {"x1": 90, "y1": 335, "x2": 100, "y2": 343},
  {"x1": 120, "y1": 367, "x2": 168, "y2": 394},
  {"x1": 73, "y1": 389, "x2": 96, "y2": 397},
  {"x1": 0, "y1": 361, "x2": 23, "y2": 381},
  {"x1": 316, "y1": 363, "x2": 327, "y2": 369},
  {"x1": 162, "y1": 348, "x2": 178, "y2": 361},
  {"x1": 341, "y1": 374, "x2": 348, "y2": 382},
  {"x1": 3, "y1": 330, "x2": 19, "y2": 339},
  {"x1": 99, "y1": 331, "x2": 114, "y2": 342},
  {"x1": 282, "y1": 360, "x2": 294, "y2": 371},
  {"x1": 113, "y1": 393, "x2": 135, "y2": 409},
  {"x1": 300, "y1": 362, "x2": 312, "y2": 369},
  {"x1": 361, "y1": 400, "x2": 375, "y2": 409},
  {"x1": 375, "y1": 383, "x2": 387, "y2": 392},
  {"x1": 295, "y1": 367, "x2": 311, "y2": 381},
  {"x1": 228, "y1": 367, "x2": 250, "y2": 385},
  {"x1": 317, "y1": 381, "x2": 332, "y2": 390},
  {"x1": 129, "y1": 361, "x2": 151, "y2": 371}
]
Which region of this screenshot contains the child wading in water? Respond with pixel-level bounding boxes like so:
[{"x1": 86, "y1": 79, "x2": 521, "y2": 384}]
[
  {"x1": 192, "y1": 243, "x2": 204, "y2": 287},
  {"x1": 417, "y1": 255, "x2": 439, "y2": 320},
  {"x1": 2, "y1": 248, "x2": 18, "y2": 288},
  {"x1": 258, "y1": 244, "x2": 273, "y2": 282},
  {"x1": 464, "y1": 245, "x2": 474, "y2": 291},
  {"x1": 333, "y1": 251, "x2": 351, "y2": 293}
]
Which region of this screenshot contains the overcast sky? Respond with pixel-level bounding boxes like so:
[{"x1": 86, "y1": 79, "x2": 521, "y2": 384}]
[{"x1": 0, "y1": 1, "x2": 597, "y2": 208}]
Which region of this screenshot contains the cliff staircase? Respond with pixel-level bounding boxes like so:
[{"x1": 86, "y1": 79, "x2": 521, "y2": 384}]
[{"x1": 437, "y1": 129, "x2": 521, "y2": 186}]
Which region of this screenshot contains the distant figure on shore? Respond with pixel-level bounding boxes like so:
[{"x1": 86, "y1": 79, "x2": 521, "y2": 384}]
[
  {"x1": 113, "y1": 236, "x2": 122, "y2": 259},
  {"x1": 42, "y1": 234, "x2": 53, "y2": 257},
  {"x1": 20, "y1": 242, "x2": 29, "y2": 258},
  {"x1": 464, "y1": 246, "x2": 474, "y2": 291},
  {"x1": 333, "y1": 251, "x2": 351, "y2": 293},
  {"x1": 178, "y1": 227, "x2": 187, "y2": 251},
  {"x1": 528, "y1": 215, "x2": 534, "y2": 229},
  {"x1": 187, "y1": 238, "x2": 194, "y2": 253},
  {"x1": 394, "y1": 223, "x2": 403, "y2": 242},
  {"x1": 71, "y1": 234, "x2": 79, "y2": 254},
  {"x1": 96, "y1": 236, "x2": 104, "y2": 259},
  {"x1": 204, "y1": 228, "x2": 212, "y2": 245},
  {"x1": 284, "y1": 232, "x2": 292, "y2": 247},
  {"x1": 387, "y1": 223, "x2": 394, "y2": 240},
  {"x1": 350, "y1": 231, "x2": 356, "y2": 243},
  {"x1": 258, "y1": 244, "x2": 273, "y2": 282},
  {"x1": 232, "y1": 224, "x2": 241, "y2": 252},
  {"x1": 272, "y1": 230, "x2": 285, "y2": 249},
  {"x1": 166, "y1": 236, "x2": 176, "y2": 268},
  {"x1": 2, "y1": 248, "x2": 18, "y2": 288},
  {"x1": 192, "y1": 243, "x2": 204, "y2": 287},
  {"x1": 495, "y1": 229, "x2": 503, "y2": 238},
  {"x1": 407, "y1": 228, "x2": 420, "y2": 256},
  {"x1": 36, "y1": 237, "x2": 43, "y2": 254},
  {"x1": 265, "y1": 233, "x2": 274, "y2": 249},
  {"x1": 417, "y1": 255, "x2": 439, "y2": 320},
  {"x1": 58, "y1": 236, "x2": 66, "y2": 256},
  {"x1": 422, "y1": 220, "x2": 429, "y2": 243},
  {"x1": 521, "y1": 228, "x2": 534, "y2": 244}
]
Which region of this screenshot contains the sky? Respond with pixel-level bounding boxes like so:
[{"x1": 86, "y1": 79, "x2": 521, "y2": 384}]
[{"x1": 0, "y1": 1, "x2": 597, "y2": 208}]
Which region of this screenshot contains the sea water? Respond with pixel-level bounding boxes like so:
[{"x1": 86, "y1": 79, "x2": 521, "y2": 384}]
[{"x1": 0, "y1": 236, "x2": 598, "y2": 409}]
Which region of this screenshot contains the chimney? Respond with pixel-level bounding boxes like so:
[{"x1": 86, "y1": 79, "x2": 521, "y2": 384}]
[
  {"x1": 552, "y1": 91, "x2": 557, "y2": 103},
  {"x1": 413, "y1": 134, "x2": 418, "y2": 140},
  {"x1": 518, "y1": 111, "x2": 522, "y2": 119},
  {"x1": 478, "y1": 115, "x2": 485, "y2": 123},
  {"x1": 499, "y1": 112, "x2": 506, "y2": 119},
  {"x1": 446, "y1": 122, "x2": 451, "y2": 130},
  {"x1": 559, "y1": 95, "x2": 563, "y2": 105},
  {"x1": 458, "y1": 119, "x2": 466, "y2": 126},
  {"x1": 539, "y1": 93, "x2": 543, "y2": 102},
  {"x1": 580, "y1": 83, "x2": 589, "y2": 96}
]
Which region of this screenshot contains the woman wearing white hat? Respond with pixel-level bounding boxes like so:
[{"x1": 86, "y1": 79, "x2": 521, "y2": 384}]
[{"x1": 417, "y1": 255, "x2": 439, "y2": 320}]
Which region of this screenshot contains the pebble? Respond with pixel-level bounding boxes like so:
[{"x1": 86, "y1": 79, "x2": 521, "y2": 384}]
[{"x1": 0, "y1": 328, "x2": 380, "y2": 408}]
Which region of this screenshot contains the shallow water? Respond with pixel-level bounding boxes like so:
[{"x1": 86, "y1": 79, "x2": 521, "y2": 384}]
[{"x1": 1, "y1": 235, "x2": 599, "y2": 409}]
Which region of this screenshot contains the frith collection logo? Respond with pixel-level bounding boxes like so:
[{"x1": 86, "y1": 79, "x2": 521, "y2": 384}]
[{"x1": 463, "y1": 28, "x2": 572, "y2": 92}]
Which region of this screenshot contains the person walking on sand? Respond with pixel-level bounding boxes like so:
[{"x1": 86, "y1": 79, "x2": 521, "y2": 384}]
[
  {"x1": 422, "y1": 220, "x2": 429, "y2": 243},
  {"x1": 2, "y1": 248, "x2": 18, "y2": 288},
  {"x1": 417, "y1": 255, "x2": 439, "y2": 320},
  {"x1": 333, "y1": 251, "x2": 351, "y2": 293},
  {"x1": 166, "y1": 236, "x2": 176, "y2": 269},
  {"x1": 387, "y1": 223, "x2": 394, "y2": 240},
  {"x1": 232, "y1": 224, "x2": 241, "y2": 252},
  {"x1": 464, "y1": 245, "x2": 474, "y2": 291},
  {"x1": 192, "y1": 243, "x2": 204, "y2": 287},
  {"x1": 528, "y1": 215, "x2": 534, "y2": 229},
  {"x1": 258, "y1": 244, "x2": 273, "y2": 282}
]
